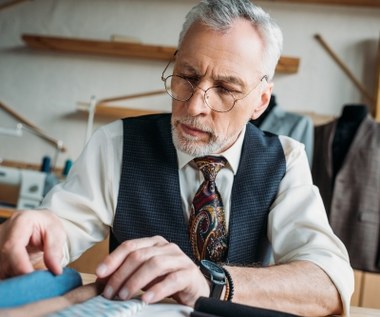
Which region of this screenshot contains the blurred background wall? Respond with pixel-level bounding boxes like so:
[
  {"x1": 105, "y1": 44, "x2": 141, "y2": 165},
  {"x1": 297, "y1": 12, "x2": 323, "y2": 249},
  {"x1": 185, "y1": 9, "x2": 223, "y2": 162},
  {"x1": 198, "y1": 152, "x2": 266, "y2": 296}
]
[{"x1": 0, "y1": 0, "x2": 379, "y2": 168}]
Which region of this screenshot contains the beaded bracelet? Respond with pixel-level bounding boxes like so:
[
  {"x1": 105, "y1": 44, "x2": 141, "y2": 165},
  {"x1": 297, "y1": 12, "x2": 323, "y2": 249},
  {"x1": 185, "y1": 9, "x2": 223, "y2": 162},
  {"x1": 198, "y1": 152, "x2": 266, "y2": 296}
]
[{"x1": 223, "y1": 267, "x2": 234, "y2": 301}]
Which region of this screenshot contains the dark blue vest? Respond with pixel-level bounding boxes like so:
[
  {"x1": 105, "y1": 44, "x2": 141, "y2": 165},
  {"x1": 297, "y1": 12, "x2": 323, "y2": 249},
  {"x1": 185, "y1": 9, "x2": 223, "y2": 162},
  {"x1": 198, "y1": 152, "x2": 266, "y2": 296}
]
[{"x1": 112, "y1": 114, "x2": 286, "y2": 265}]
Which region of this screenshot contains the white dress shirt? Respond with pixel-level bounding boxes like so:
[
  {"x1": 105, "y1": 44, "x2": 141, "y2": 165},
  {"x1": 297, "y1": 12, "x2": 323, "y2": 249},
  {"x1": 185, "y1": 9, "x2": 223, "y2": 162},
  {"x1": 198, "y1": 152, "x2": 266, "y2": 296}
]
[{"x1": 40, "y1": 119, "x2": 353, "y2": 315}]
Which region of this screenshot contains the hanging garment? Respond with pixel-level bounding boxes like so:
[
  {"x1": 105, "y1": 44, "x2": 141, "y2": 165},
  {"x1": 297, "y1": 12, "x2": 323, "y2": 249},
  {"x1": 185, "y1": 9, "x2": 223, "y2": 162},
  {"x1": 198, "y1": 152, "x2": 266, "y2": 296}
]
[
  {"x1": 252, "y1": 102, "x2": 314, "y2": 166},
  {"x1": 312, "y1": 115, "x2": 380, "y2": 272}
]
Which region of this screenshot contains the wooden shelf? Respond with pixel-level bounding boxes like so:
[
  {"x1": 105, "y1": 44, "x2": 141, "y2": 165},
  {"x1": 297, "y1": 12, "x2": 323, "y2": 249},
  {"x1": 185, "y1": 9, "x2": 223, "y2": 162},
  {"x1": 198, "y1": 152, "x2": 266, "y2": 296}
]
[
  {"x1": 22, "y1": 34, "x2": 300, "y2": 74},
  {"x1": 260, "y1": 0, "x2": 380, "y2": 7},
  {"x1": 1, "y1": 159, "x2": 63, "y2": 174},
  {"x1": 276, "y1": 56, "x2": 299, "y2": 74},
  {"x1": 22, "y1": 34, "x2": 175, "y2": 61},
  {"x1": 77, "y1": 103, "x2": 163, "y2": 119}
]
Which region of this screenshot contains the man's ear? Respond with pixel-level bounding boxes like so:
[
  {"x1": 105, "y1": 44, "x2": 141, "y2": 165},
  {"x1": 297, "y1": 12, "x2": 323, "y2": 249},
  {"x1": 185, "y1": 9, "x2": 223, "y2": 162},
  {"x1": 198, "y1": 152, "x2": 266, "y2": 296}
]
[{"x1": 251, "y1": 81, "x2": 273, "y2": 120}]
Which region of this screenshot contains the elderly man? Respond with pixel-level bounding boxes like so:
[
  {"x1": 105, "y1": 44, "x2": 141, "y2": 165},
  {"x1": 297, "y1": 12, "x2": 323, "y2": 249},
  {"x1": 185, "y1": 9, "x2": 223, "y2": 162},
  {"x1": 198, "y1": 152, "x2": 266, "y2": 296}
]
[{"x1": 0, "y1": 1, "x2": 353, "y2": 316}]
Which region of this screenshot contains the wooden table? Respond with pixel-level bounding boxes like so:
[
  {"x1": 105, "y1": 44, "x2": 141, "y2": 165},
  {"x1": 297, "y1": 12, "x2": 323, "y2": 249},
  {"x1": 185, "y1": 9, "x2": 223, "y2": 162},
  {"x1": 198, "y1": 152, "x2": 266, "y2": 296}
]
[
  {"x1": 351, "y1": 306, "x2": 380, "y2": 317},
  {"x1": 0, "y1": 206, "x2": 14, "y2": 224},
  {"x1": 80, "y1": 272, "x2": 97, "y2": 285},
  {"x1": 0, "y1": 206, "x2": 14, "y2": 218}
]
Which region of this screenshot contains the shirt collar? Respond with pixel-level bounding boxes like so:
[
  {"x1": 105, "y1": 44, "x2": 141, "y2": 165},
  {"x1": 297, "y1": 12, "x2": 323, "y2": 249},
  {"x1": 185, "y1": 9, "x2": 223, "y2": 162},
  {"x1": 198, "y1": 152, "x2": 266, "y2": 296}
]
[{"x1": 176, "y1": 125, "x2": 246, "y2": 175}]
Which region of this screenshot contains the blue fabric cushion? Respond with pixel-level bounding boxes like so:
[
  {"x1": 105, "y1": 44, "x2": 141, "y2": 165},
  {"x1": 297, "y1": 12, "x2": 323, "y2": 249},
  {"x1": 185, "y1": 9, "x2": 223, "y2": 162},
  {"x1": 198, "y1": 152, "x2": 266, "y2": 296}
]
[{"x1": 0, "y1": 267, "x2": 82, "y2": 308}]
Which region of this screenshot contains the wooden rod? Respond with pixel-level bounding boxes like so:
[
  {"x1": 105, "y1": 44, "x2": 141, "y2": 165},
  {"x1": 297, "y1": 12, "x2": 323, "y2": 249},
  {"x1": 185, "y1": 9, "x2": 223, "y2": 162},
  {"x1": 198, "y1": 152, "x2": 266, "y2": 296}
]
[
  {"x1": 98, "y1": 89, "x2": 167, "y2": 104},
  {"x1": 0, "y1": 101, "x2": 66, "y2": 152},
  {"x1": 0, "y1": 0, "x2": 30, "y2": 11},
  {"x1": 314, "y1": 34, "x2": 374, "y2": 106},
  {"x1": 375, "y1": 36, "x2": 380, "y2": 121}
]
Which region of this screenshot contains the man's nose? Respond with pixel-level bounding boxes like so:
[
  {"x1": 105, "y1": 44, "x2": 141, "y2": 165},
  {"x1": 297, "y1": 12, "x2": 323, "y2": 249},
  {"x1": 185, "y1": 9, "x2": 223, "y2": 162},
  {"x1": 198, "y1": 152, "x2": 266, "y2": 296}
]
[{"x1": 186, "y1": 86, "x2": 211, "y2": 116}]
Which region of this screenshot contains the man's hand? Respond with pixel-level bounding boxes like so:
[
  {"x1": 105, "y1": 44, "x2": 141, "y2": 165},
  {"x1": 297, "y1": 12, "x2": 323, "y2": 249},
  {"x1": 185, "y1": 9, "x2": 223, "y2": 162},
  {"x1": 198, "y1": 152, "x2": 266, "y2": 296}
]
[
  {"x1": 0, "y1": 210, "x2": 66, "y2": 279},
  {"x1": 96, "y1": 235, "x2": 210, "y2": 307}
]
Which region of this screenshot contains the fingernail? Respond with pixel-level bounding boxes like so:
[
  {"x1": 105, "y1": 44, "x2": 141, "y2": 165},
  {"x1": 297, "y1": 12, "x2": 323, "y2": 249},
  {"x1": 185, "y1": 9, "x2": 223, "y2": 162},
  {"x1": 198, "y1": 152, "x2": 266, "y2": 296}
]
[
  {"x1": 143, "y1": 291, "x2": 154, "y2": 303},
  {"x1": 119, "y1": 287, "x2": 129, "y2": 300},
  {"x1": 96, "y1": 263, "x2": 107, "y2": 276},
  {"x1": 103, "y1": 285, "x2": 114, "y2": 299}
]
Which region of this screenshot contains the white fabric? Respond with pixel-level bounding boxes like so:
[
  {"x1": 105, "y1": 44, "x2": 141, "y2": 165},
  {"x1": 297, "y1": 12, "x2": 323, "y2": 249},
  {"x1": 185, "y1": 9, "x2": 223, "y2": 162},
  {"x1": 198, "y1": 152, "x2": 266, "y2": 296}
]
[
  {"x1": 40, "y1": 119, "x2": 353, "y2": 315},
  {"x1": 46, "y1": 295, "x2": 192, "y2": 317}
]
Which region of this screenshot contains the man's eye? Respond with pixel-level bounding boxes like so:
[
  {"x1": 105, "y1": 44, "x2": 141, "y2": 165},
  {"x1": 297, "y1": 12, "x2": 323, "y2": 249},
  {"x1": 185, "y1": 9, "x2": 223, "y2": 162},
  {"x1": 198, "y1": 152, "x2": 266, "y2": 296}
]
[{"x1": 215, "y1": 86, "x2": 233, "y2": 95}]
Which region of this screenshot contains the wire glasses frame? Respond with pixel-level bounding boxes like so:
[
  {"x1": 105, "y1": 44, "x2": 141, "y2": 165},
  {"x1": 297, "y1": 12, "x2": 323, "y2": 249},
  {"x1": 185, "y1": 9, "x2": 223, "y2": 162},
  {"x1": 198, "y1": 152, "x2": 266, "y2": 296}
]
[{"x1": 161, "y1": 51, "x2": 268, "y2": 113}]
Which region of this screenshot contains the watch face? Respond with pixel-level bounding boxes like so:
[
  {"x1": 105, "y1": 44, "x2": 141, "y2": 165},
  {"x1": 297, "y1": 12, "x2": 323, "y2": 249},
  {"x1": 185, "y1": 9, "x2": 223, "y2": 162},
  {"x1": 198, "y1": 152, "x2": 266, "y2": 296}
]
[{"x1": 201, "y1": 260, "x2": 225, "y2": 276}]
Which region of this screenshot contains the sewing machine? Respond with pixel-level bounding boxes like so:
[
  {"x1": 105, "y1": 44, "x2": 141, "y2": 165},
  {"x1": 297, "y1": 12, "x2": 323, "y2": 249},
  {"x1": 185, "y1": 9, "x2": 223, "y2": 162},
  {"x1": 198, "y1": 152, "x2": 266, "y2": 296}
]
[{"x1": 0, "y1": 166, "x2": 47, "y2": 209}]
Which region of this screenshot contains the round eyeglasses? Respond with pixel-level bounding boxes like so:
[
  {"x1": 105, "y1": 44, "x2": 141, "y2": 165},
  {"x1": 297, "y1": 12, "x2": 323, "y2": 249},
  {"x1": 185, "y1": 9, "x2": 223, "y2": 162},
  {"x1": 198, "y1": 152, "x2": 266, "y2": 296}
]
[{"x1": 161, "y1": 52, "x2": 268, "y2": 113}]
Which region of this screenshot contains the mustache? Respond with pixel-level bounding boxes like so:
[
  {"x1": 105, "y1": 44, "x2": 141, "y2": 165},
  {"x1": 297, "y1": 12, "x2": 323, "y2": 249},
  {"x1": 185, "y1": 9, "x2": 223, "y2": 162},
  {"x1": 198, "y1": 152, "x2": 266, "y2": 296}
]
[{"x1": 173, "y1": 116, "x2": 214, "y2": 134}]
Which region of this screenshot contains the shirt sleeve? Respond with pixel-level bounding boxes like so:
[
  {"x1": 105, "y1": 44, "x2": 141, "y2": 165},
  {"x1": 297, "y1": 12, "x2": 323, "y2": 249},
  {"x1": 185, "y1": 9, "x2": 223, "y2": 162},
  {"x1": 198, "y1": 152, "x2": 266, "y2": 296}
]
[
  {"x1": 39, "y1": 120, "x2": 124, "y2": 264},
  {"x1": 269, "y1": 135, "x2": 354, "y2": 316}
]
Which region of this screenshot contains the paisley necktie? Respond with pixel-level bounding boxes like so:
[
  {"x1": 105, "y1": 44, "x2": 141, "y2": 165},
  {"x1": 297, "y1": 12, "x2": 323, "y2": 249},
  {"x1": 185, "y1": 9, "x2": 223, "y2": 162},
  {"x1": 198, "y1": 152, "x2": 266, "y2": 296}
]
[{"x1": 189, "y1": 156, "x2": 228, "y2": 263}]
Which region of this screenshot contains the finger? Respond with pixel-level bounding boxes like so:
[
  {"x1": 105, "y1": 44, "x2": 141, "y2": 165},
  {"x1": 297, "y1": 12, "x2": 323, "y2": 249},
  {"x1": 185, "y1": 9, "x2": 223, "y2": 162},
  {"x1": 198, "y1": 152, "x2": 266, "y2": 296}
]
[
  {"x1": 0, "y1": 213, "x2": 37, "y2": 277},
  {"x1": 102, "y1": 240, "x2": 173, "y2": 299},
  {"x1": 141, "y1": 263, "x2": 208, "y2": 306},
  {"x1": 115, "y1": 243, "x2": 190, "y2": 301},
  {"x1": 42, "y1": 227, "x2": 66, "y2": 275},
  {"x1": 96, "y1": 235, "x2": 168, "y2": 278},
  {"x1": 141, "y1": 270, "x2": 185, "y2": 304},
  {"x1": 3, "y1": 240, "x2": 35, "y2": 277},
  {"x1": 29, "y1": 210, "x2": 66, "y2": 275},
  {"x1": 0, "y1": 210, "x2": 66, "y2": 278}
]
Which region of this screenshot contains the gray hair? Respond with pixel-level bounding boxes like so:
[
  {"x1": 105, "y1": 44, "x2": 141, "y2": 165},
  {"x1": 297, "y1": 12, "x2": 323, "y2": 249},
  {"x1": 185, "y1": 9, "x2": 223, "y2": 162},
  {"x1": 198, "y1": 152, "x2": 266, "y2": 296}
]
[{"x1": 178, "y1": 0, "x2": 283, "y2": 80}]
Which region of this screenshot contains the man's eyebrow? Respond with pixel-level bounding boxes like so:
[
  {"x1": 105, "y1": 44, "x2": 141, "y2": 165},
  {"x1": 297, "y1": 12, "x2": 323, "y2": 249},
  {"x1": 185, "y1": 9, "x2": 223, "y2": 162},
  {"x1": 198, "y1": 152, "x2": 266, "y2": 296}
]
[
  {"x1": 215, "y1": 75, "x2": 245, "y2": 87},
  {"x1": 176, "y1": 61, "x2": 246, "y2": 87}
]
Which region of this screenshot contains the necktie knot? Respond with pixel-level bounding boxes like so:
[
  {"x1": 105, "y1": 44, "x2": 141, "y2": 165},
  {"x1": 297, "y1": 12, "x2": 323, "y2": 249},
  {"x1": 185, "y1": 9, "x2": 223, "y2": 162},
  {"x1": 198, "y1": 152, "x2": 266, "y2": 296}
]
[{"x1": 194, "y1": 156, "x2": 227, "y2": 182}]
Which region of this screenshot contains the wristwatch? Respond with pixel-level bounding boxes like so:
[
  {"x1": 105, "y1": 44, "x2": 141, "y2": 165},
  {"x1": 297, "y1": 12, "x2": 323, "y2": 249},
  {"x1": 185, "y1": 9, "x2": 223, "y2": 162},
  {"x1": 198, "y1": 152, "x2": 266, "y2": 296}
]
[{"x1": 200, "y1": 259, "x2": 226, "y2": 299}]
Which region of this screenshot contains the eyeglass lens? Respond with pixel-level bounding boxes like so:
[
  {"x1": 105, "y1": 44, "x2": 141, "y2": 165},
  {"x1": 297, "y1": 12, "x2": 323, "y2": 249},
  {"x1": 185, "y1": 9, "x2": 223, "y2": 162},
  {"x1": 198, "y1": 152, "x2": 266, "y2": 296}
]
[{"x1": 164, "y1": 75, "x2": 235, "y2": 112}]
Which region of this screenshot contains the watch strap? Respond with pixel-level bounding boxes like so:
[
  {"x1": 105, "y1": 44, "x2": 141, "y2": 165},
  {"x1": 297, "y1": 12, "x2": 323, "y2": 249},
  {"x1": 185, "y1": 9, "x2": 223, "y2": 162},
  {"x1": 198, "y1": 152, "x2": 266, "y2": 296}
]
[
  {"x1": 209, "y1": 274, "x2": 225, "y2": 299},
  {"x1": 200, "y1": 260, "x2": 226, "y2": 299}
]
